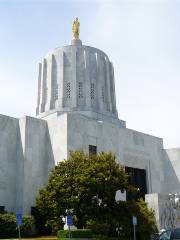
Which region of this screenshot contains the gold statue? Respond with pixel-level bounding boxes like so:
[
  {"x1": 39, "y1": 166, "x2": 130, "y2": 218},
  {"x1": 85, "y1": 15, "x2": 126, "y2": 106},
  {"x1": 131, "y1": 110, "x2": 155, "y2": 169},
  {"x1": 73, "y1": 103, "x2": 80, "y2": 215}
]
[{"x1": 72, "y1": 17, "x2": 80, "y2": 39}]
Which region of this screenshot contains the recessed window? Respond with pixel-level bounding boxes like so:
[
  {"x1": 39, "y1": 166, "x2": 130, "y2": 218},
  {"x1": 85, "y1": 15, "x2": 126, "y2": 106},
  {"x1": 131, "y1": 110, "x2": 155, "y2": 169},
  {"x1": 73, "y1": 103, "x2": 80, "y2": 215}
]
[
  {"x1": 125, "y1": 166, "x2": 147, "y2": 201},
  {"x1": 54, "y1": 84, "x2": 58, "y2": 100},
  {"x1": 102, "y1": 87, "x2": 105, "y2": 102},
  {"x1": 91, "y1": 83, "x2": 95, "y2": 100},
  {"x1": 0, "y1": 206, "x2": 5, "y2": 213},
  {"x1": 78, "y1": 82, "x2": 83, "y2": 98},
  {"x1": 89, "y1": 145, "x2": 97, "y2": 155},
  {"x1": 44, "y1": 87, "x2": 48, "y2": 101},
  {"x1": 31, "y1": 206, "x2": 38, "y2": 216},
  {"x1": 66, "y1": 82, "x2": 71, "y2": 98}
]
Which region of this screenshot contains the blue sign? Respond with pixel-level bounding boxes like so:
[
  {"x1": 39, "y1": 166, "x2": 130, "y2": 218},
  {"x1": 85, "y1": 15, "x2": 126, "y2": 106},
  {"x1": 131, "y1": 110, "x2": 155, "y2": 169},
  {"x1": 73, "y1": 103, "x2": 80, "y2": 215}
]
[
  {"x1": 132, "y1": 216, "x2": 137, "y2": 225},
  {"x1": 66, "y1": 213, "x2": 73, "y2": 226},
  {"x1": 16, "y1": 213, "x2": 22, "y2": 226}
]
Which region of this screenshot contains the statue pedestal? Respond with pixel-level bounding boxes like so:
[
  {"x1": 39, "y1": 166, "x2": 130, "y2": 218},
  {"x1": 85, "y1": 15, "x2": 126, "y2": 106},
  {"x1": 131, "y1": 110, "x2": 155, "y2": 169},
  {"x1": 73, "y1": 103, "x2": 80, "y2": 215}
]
[
  {"x1": 71, "y1": 39, "x2": 82, "y2": 46},
  {"x1": 64, "y1": 223, "x2": 77, "y2": 230}
]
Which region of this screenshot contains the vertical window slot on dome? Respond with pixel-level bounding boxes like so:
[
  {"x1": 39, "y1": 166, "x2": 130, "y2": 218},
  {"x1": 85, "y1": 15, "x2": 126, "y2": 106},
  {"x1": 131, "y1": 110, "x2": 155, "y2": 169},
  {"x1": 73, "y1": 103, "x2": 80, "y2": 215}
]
[
  {"x1": 91, "y1": 83, "x2": 95, "y2": 100},
  {"x1": 78, "y1": 82, "x2": 83, "y2": 98},
  {"x1": 66, "y1": 82, "x2": 71, "y2": 98},
  {"x1": 102, "y1": 87, "x2": 105, "y2": 102},
  {"x1": 44, "y1": 87, "x2": 48, "y2": 102},
  {"x1": 54, "y1": 84, "x2": 58, "y2": 100}
]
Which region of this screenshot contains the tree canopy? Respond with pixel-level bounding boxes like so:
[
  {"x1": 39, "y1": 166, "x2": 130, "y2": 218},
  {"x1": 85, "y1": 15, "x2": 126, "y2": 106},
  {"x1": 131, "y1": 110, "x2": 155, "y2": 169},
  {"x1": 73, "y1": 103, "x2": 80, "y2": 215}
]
[{"x1": 35, "y1": 151, "x2": 157, "y2": 239}]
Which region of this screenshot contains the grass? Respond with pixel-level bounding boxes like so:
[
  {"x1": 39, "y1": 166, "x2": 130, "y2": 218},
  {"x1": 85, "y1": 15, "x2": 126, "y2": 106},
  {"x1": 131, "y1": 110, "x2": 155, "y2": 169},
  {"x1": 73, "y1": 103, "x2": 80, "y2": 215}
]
[{"x1": 3, "y1": 237, "x2": 57, "y2": 240}]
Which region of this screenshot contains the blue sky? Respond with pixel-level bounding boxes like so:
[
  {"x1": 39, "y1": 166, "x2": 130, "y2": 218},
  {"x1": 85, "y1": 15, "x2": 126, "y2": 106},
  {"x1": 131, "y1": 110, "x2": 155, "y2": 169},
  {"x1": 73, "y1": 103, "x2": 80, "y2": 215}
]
[{"x1": 0, "y1": 0, "x2": 180, "y2": 148}]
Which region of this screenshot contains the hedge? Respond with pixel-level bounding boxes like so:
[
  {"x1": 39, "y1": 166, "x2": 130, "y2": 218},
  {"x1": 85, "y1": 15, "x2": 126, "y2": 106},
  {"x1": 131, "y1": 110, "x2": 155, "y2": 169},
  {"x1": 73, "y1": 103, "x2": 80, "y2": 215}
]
[
  {"x1": 57, "y1": 229, "x2": 93, "y2": 239},
  {"x1": 0, "y1": 213, "x2": 35, "y2": 238}
]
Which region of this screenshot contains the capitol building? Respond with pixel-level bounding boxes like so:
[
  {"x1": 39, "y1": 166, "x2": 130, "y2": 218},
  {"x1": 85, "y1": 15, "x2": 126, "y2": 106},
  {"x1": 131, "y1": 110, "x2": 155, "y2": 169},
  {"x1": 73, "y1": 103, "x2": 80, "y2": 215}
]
[{"x1": 0, "y1": 18, "x2": 179, "y2": 230}]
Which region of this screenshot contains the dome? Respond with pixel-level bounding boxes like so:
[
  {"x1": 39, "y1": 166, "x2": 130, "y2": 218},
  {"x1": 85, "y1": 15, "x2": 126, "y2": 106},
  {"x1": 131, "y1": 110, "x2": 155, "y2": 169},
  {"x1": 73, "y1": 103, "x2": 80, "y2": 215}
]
[{"x1": 36, "y1": 39, "x2": 118, "y2": 118}]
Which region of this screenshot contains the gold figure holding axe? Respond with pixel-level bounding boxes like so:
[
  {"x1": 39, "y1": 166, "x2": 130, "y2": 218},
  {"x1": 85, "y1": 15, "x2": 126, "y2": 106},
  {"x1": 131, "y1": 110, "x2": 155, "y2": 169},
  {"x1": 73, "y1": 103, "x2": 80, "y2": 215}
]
[{"x1": 72, "y1": 17, "x2": 80, "y2": 39}]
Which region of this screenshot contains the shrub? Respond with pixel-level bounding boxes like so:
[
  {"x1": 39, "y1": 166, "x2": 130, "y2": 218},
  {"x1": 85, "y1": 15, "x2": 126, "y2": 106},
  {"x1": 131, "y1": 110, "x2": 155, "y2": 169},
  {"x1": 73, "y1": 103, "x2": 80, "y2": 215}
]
[
  {"x1": 0, "y1": 213, "x2": 17, "y2": 238},
  {"x1": 86, "y1": 220, "x2": 111, "y2": 236},
  {"x1": 57, "y1": 229, "x2": 93, "y2": 239},
  {"x1": 31, "y1": 206, "x2": 52, "y2": 234},
  {"x1": 46, "y1": 218, "x2": 63, "y2": 233},
  {"x1": 0, "y1": 213, "x2": 35, "y2": 238},
  {"x1": 21, "y1": 215, "x2": 36, "y2": 237}
]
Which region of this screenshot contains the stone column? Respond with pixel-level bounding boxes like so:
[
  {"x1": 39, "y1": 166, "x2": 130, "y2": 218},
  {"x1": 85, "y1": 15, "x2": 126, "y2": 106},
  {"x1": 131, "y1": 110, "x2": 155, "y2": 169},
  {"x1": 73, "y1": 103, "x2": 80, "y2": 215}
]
[
  {"x1": 96, "y1": 53, "x2": 104, "y2": 112},
  {"x1": 110, "y1": 62, "x2": 117, "y2": 115},
  {"x1": 45, "y1": 56, "x2": 53, "y2": 111},
  {"x1": 50, "y1": 55, "x2": 57, "y2": 110},
  {"x1": 40, "y1": 59, "x2": 47, "y2": 113},
  {"x1": 36, "y1": 63, "x2": 42, "y2": 115},
  {"x1": 57, "y1": 50, "x2": 64, "y2": 109},
  {"x1": 105, "y1": 58, "x2": 112, "y2": 112},
  {"x1": 71, "y1": 47, "x2": 77, "y2": 108},
  {"x1": 84, "y1": 49, "x2": 91, "y2": 109}
]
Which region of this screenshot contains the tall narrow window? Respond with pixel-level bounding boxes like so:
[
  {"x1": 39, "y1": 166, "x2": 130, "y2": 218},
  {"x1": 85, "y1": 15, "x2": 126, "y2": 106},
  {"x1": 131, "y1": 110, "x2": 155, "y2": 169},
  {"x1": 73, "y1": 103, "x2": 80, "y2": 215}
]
[
  {"x1": 54, "y1": 84, "x2": 58, "y2": 100},
  {"x1": 0, "y1": 206, "x2": 5, "y2": 213},
  {"x1": 102, "y1": 87, "x2": 105, "y2": 102},
  {"x1": 125, "y1": 167, "x2": 147, "y2": 201},
  {"x1": 89, "y1": 145, "x2": 97, "y2": 155},
  {"x1": 78, "y1": 82, "x2": 83, "y2": 98},
  {"x1": 44, "y1": 87, "x2": 48, "y2": 101},
  {"x1": 31, "y1": 206, "x2": 38, "y2": 217},
  {"x1": 66, "y1": 82, "x2": 71, "y2": 98},
  {"x1": 91, "y1": 83, "x2": 95, "y2": 99}
]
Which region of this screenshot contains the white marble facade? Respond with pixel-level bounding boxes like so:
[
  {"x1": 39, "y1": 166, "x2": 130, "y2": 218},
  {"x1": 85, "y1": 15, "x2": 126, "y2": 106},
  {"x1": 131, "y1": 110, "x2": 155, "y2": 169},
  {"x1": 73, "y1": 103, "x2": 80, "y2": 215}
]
[
  {"x1": 146, "y1": 193, "x2": 180, "y2": 230},
  {"x1": 0, "y1": 39, "x2": 180, "y2": 216},
  {"x1": 36, "y1": 39, "x2": 117, "y2": 119}
]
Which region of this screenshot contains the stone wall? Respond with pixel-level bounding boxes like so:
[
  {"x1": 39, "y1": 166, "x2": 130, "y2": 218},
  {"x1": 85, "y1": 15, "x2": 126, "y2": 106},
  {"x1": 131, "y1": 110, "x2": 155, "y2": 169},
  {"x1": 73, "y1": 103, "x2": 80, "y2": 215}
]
[
  {"x1": 66, "y1": 112, "x2": 165, "y2": 194},
  {"x1": 1, "y1": 111, "x2": 180, "y2": 214},
  {"x1": 0, "y1": 114, "x2": 56, "y2": 214},
  {"x1": 163, "y1": 148, "x2": 180, "y2": 193},
  {"x1": 45, "y1": 112, "x2": 68, "y2": 165},
  {"x1": 18, "y1": 116, "x2": 54, "y2": 214},
  {"x1": 0, "y1": 114, "x2": 19, "y2": 212},
  {"x1": 146, "y1": 193, "x2": 180, "y2": 230}
]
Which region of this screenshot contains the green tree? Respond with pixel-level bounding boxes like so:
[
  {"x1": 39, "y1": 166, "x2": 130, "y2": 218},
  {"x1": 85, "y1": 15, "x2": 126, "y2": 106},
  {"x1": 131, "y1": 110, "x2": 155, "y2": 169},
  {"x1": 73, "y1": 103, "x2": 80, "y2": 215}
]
[
  {"x1": 35, "y1": 151, "x2": 157, "y2": 239},
  {"x1": 36, "y1": 151, "x2": 128, "y2": 230},
  {"x1": 111, "y1": 199, "x2": 157, "y2": 240}
]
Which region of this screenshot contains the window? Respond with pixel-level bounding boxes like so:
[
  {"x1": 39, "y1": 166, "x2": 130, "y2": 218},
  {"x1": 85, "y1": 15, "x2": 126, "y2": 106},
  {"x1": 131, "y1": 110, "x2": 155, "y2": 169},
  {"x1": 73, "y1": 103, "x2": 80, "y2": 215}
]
[
  {"x1": 125, "y1": 167, "x2": 147, "y2": 200},
  {"x1": 78, "y1": 82, "x2": 83, "y2": 98},
  {"x1": 102, "y1": 87, "x2": 105, "y2": 102},
  {"x1": 54, "y1": 84, "x2": 58, "y2": 100},
  {"x1": 91, "y1": 83, "x2": 95, "y2": 99},
  {"x1": 43, "y1": 87, "x2": 48, "y2": 101},
  {"x1": 89, "y1": 145, "x2": 97, "y2": 155},
  {"x1": 0, "y1": 206, "x2": 5, "y2": 213},
  {"x1": 66, "y1": 82, "x2": 71, "y2": 98},
  {"x1": 31, "y1": 206, "x2": 39, "y2": 217}
]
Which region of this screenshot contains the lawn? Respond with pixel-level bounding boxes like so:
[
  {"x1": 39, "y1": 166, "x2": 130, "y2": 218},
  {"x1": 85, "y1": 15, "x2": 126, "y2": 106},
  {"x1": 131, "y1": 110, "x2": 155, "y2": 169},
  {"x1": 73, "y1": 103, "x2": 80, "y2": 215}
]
[{"x1": 4, "y1": 237, "x2": 57, "y2": 240}]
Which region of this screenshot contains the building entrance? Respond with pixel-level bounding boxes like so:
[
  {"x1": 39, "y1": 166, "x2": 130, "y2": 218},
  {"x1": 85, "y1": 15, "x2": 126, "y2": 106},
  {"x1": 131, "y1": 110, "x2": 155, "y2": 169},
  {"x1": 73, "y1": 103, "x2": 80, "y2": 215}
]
[{"x1": 125, "y1": 166, "x2": 147, "y2": 200}]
